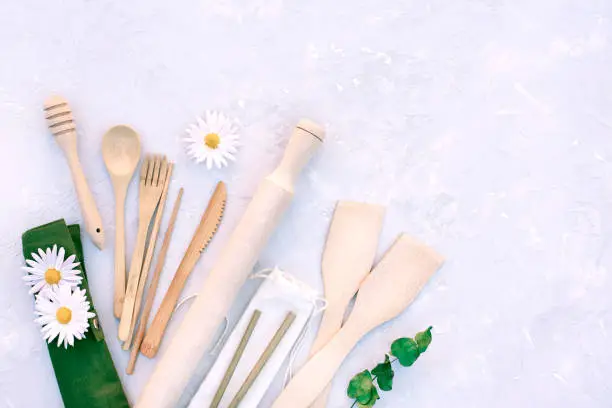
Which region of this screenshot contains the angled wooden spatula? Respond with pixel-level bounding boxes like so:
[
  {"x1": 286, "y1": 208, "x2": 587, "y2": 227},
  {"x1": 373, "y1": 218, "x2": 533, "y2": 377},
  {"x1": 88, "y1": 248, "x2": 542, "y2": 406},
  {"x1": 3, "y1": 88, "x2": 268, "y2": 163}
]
[
  {"x1": 272, "y1": 234, "x2": 444, "y2": 408},
  {"x1": 308, "y1": 201, "x2": 385, "y2": 407}
]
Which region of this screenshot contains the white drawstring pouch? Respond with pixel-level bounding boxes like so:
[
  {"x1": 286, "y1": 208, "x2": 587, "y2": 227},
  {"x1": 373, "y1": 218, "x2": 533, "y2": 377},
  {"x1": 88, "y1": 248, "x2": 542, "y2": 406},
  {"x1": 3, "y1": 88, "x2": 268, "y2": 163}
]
[{"x1": 187, "y1": 267, "x2": 322, "y2": 408}]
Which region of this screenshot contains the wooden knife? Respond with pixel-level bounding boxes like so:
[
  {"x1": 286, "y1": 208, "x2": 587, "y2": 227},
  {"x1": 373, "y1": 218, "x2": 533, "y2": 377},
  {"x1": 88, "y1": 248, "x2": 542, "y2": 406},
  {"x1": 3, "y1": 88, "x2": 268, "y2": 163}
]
[{"x1": 140, "y1": 181, "x2": 227, "y2": 358}]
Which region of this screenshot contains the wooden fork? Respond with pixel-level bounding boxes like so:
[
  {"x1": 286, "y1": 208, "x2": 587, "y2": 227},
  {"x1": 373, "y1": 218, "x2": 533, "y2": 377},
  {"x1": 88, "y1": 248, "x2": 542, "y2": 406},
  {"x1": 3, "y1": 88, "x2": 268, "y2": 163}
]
[{"x1": 119, "y1": 155, "x2": 167, "y2": 341}]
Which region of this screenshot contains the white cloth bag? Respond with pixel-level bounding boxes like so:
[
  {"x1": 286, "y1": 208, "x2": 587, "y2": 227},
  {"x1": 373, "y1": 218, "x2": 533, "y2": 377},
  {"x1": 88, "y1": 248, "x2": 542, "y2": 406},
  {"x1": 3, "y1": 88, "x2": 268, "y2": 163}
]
[{"x1": 188, "y1": 268, "x2": 319, "y2": 408}]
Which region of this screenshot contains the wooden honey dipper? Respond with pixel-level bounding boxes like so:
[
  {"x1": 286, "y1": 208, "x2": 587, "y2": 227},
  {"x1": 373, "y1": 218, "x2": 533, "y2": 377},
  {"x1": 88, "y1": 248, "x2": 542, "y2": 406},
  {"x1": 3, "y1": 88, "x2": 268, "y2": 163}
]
[{"x1": 44, "y1": 96, "x2": 104, "y2": 249}]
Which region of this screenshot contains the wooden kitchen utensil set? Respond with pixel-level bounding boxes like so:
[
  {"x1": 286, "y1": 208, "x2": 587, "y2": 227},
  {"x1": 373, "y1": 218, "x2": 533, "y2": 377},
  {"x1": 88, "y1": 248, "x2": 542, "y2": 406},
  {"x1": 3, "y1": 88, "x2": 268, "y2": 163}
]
[
  {"x1": 43, "y1": 96, "x2": 445, "y2": 407},
  {"x1": 44, "y1": 95, "x2": 228, "y2": 373}
]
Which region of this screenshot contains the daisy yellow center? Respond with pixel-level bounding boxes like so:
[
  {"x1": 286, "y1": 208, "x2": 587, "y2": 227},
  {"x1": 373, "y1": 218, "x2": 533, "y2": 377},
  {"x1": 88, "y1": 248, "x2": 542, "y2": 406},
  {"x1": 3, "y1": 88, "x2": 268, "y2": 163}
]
[
  {"x1": 45, "y1": 268, "x2": 62, "y2": 285},
  {"x1": 204, "y1": 133, "x2": 220, "y2": 149},
  {"x1": 56, "y1": 307, "x2": 72, "y2": 324}
]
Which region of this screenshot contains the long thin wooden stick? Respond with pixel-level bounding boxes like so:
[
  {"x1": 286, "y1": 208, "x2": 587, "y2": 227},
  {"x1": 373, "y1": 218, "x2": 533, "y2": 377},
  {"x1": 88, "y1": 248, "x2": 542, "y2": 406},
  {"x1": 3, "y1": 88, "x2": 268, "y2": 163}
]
[
  {"x1": 123, "y1": 163, "x2": 174, "y2": 350},
  {"x1": 127, "y1": 187, "x2": 183, "y2": 374},
  {"x1": 228, "y1": 312, "x2": 296, "y2": 408},
  {"x1": 210, "y1": 309, "x2": 262, "y2": 408}
]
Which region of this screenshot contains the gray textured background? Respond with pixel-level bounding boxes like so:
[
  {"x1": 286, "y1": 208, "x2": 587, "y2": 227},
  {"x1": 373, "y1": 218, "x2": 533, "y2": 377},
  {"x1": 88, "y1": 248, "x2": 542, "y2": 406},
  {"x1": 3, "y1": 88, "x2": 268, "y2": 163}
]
[{"x1": 1, "y1": 0, "x2": 611, "y2": 407}]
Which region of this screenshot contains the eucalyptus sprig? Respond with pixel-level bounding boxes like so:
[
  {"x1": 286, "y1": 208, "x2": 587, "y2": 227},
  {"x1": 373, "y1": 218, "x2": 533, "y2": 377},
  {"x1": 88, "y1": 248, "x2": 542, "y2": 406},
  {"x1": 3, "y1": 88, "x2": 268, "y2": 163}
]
[{"x1": 347, "y1": 327, "x2": 433, "y2": 407}]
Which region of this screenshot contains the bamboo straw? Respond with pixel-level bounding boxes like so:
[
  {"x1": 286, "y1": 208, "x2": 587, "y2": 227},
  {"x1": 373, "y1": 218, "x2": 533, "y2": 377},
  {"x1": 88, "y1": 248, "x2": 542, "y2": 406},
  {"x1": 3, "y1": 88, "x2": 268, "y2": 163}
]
[
  {"x1": 228, "y1": 312, "x2": 296, "y2": 408},
  {"x1": 210, "y1": 310, "x2": 262, "y2": 407}
]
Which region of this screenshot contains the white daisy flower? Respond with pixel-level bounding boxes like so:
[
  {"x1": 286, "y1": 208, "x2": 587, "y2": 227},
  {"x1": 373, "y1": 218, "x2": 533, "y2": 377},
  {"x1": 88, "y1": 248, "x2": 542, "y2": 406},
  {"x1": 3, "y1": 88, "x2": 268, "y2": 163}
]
[
  {"x1": 22, "y1": 245, "x2": 82, "y2": 295},
  {"x1": 34, "y1": 285, "x2": 95, "y2": 348},
  {"x1": 184, "y1": 111, "x2": 240, "y2": 169}
]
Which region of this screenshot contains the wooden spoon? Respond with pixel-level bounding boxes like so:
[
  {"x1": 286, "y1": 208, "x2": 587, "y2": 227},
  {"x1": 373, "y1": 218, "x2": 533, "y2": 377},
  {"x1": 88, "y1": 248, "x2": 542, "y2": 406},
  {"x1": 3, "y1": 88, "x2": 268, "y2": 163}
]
[
  {"x1": 309, "y1": 201, "x2": 385, "y2": 407},
  {"x1": 271, "y1": 234, "x2": 444, "y2": 408},
  {"x1": 102, "y1": 125, "x2": 141, "y2": 318}
]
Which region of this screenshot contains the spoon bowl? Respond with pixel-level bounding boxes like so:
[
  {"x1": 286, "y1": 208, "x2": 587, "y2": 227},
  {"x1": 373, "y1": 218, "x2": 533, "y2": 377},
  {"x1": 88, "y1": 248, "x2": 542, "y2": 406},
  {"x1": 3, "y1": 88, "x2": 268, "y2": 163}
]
[
  {"x1": 102, "y1": 125, "x2": 141, "y2": 318},
  {"x1": 102, "y1": 125, "x2": 141, "y2": 177}
]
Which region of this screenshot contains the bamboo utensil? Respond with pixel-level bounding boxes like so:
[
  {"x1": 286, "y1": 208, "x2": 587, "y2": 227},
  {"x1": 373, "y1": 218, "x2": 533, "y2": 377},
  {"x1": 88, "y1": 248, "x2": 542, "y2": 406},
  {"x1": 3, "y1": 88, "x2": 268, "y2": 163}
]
[
  {"x1": 127, "y1": 187, "x2": 183, "y2": 374},
  {"x1": 228, "y1": 312, "x2": 297, "y2": 408},
  {"x1": 119, "y1": 155, "x2": 167, "y2": 341},
  {"x1": 140, "y1": 181, "x2": 227, "y2": 358},
  {"x1": 136, "y1": 120, "x2": 324, "y2": 408},
  {"x1": 102, "y1": 125, "x2": 142, "y2": 318},
  {"x1": 271, "y1": 234, "x2": 444, "y2": 408},
  {"x1": 43, "y1": 96, "x2": 105, "y2": 249},
  {"x1": 309, "y1": 201, "x2": 385, "y2": 407},
  {"x1": 210, "y1": 310, "x2": 262, "y2": 408},
  {"x1": 123, "y1": 163, "x2": 174, "y2": 349}
]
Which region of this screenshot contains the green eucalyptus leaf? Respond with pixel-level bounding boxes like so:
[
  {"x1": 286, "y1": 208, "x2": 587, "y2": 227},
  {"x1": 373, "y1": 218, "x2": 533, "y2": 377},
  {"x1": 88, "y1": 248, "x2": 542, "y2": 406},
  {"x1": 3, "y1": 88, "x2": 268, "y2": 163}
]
[
  {"x1": 391, "y1": 337, "x2": 420, "y2": 367},
  {"x1": 357, "y1": 385, "x2": 380, "y2": 407},
  {"x1": 348, "y1": 326, "x2": 434, "y2": 407},
  {"x1": 371, "y1": 355, "x2": 394, "y2": 391},
  {"x1": 347, "y1": 370, "x2": 374, "y2": 404},
  {"x1": 415, "y1": 326, "x2": 433, "y2": 353}
]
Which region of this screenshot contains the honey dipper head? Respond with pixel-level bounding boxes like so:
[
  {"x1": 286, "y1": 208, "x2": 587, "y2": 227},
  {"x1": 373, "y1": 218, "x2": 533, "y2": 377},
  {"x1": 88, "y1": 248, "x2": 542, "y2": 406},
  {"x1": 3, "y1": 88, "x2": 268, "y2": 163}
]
[{"x1": 44, "y1": 96, "x2": 76, "y2": 137}]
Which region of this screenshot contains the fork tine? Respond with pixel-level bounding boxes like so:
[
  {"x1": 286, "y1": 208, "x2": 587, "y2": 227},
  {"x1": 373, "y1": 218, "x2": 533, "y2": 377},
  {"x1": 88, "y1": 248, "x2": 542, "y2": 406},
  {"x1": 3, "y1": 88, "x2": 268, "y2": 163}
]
[
  {"x1": 140, "y1": 156, "x2": 150, "y2": 184},
  {"x1": 151, "y1": 156, "x2": 160, "y2": 186},
  {"x1": 146, "y1": 155, "x2": 157, "y2": 186},
  {"x1": 157, "y1": 157, "x2": 168, "y2": 187},
  {"x1": 153, "y1": 155, "x2": 162, "y2": 186}
]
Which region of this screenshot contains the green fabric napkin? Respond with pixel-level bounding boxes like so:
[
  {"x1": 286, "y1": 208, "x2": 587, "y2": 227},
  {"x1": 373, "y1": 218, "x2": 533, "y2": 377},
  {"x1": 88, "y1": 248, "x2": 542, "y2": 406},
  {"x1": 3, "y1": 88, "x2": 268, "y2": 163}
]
[{"x1": 22, "y1": 219, "x2": 129, "y2": 408}]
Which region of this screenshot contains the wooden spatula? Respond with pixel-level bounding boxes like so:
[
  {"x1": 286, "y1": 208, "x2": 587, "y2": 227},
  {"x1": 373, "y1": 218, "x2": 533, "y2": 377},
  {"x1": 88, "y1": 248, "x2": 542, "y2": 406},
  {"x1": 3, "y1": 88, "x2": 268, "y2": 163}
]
[
  {"x1": 308, "y1": 201, "x2": 385, "y2": 407},
  {"x1": 272, "y1": 234, "x2": 444, "y2": 408}
]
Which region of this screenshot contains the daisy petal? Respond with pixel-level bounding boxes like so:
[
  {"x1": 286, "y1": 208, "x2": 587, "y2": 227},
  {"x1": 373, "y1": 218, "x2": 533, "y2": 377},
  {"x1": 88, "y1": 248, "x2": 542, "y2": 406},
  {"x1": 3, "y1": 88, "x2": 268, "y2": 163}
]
[
  {"x1": 25, "y1": 259, "x2": 39, "y2": 268},
  {"x1": 56, "y1": 247, "x2": 65, "y2": 269},
  {"x1": 22, "y1": 266, "x2": 44, "y2": 275},
  {"x1": 31, "y1": 252, "x2": 43, "y2": 264},
  {"x1": 29, "y1": 280, "x2": 46, "y2": 294},
  {"x1": 63, "y1": 254, "x2": 77, "y2": 266}
]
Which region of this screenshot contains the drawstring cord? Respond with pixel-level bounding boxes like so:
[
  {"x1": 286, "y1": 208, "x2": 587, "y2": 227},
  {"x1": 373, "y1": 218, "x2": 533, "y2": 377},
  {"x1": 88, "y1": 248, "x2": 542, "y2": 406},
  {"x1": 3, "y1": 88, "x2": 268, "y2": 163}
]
[
  {"x1": 173, "y1": 267, "x2": 326, "y2": 362},
  {"x1": 284, "y1": 296, "x2": 327, "y2": 385},
  {"x1": 173, "y1": 294, "x2": 229, "y2": 355}
]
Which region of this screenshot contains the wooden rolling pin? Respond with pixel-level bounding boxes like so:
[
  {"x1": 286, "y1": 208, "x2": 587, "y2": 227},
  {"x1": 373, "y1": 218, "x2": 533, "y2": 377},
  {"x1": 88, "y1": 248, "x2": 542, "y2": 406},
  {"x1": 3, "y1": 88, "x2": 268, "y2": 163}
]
[{"x1": 136, "y1": 120, "x2": 325, "y2": 408}]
